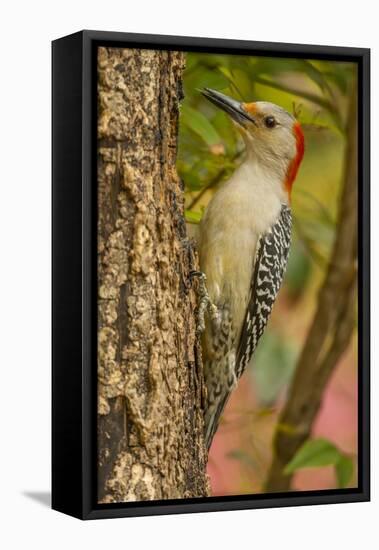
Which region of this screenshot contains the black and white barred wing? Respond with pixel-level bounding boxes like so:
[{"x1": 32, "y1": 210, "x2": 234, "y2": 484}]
[{"x1": 235, "y1": 205, "x2": 292, "y2": 378}]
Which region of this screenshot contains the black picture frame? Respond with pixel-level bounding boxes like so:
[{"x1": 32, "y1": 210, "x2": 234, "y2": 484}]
[{"x1": 52, "y1": 30, "x2": 370, "y2": 520}]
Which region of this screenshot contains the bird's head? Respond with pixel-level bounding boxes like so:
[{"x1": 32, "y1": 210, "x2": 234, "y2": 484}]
[{"x1": 201, "y1": 88, "x2": 304, "y2": 198}]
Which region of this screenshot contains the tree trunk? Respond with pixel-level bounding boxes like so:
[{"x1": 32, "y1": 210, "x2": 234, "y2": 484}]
[{"x1": 97, "y1": 47, "x2": 209, "y2": 503}]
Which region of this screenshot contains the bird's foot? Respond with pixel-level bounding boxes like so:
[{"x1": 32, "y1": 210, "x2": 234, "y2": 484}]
[{"x1": 190, "y1": 270, "x2": 219, "y2": 334}]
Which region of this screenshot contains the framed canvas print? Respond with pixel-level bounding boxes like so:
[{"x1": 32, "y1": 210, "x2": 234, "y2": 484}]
[{"x1": 52, "y1": 30, "x2": 370, "y2": 519}]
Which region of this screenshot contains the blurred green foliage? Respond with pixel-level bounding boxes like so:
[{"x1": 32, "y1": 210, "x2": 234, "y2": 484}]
[
  {"x1": 285, "y1": 238, "x2": 312, "y2": 299},
  {"x1": 284, "y1": 438, "x2": 354, "y2": 488},
  {"x1": 178, "y1": 54, "x2": 355, "y2": 216},
  {"x1": 251, "y1": 330, "x2": 298, "y2": 407},
  {"x1": 178, "y1": 51, "x2": 355, "y2": 359},
  {"x1": 178, "y1": 53, "x2": 357, "y2": 490}
]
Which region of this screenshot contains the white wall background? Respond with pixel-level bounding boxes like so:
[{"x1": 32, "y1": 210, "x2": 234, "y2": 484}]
[{"x1": 0, "y1": 1, "x2": 376, "y2": 548}]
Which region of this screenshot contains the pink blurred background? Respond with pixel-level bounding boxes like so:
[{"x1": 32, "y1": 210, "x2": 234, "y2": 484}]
[{"x1": 207, "y1": 304, "x2": 358, "y2": 495}]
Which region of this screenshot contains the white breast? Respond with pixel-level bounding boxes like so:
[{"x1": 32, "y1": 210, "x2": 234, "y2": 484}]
[{"x1": 199, "y1": 157, "x2": 286, "y2": 344}]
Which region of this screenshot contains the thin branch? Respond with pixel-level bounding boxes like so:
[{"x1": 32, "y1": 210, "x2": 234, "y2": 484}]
[
  {"x1": 264, "y1": 74, "x2": 358, "y2": 493},
  {"x1": 186, "y1": 150, "x2": 243, "y2": 211},
  {"x1": 254, "y1": 76, "x2": 344, "y2": 131}
]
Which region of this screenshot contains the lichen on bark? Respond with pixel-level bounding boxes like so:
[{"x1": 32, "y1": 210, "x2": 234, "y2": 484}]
[{"x1": 97, "y1": 46, "x2": 209, "y2": 503}]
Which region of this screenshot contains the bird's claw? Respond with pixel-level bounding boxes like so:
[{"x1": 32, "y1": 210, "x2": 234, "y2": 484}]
[{"x1": 190, "y1": 270, "x2": 219, "y2": 334}]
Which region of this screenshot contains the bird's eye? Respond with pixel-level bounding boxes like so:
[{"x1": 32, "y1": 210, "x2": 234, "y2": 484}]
[{"x1": 264, "y1": 116, "x2": 276, "y2": 128}]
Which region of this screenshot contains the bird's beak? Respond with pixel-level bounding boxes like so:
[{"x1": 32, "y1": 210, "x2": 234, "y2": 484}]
[{"x1": 201, "y1": 88, "x2": 257, "y2": 127}]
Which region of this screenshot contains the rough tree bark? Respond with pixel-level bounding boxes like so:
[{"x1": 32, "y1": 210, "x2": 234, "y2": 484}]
[
  {"x1": 265, "y1": 78, "x2": 358, "y2": 492},
  {"x1": 97, "y1": 47, "x2": 209, "y2": 503}
]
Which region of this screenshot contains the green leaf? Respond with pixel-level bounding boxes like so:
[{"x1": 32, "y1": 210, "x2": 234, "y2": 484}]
[
  {"x1": 184, "y1": 64, "x2": 229, "y2": 96},
  {"x1": 284, "y1": 438, "x2": 341, "y2": 474},
  {"x1": 335, "y1": 455, "x2": 354, "y2": 488},
  {"x1": 211, "y1": 110, "x2": 239, "y2": 155},
  {"x1": 184, "y1": 53, "x2": 198, "y2": 72},
  {"x1": 181, "y1": 103, "x2": 221, "y2": 147},
  {"x1": 252, "y1": 57, "x2": 307, "y2": 76},
  {"x1": 185, "y1": 209, "x2": 203, "y2": 224}
]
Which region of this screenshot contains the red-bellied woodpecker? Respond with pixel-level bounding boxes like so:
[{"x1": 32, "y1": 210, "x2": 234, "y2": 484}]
[{"x1": 196, "y1": 88, "x2": 305, "y2": 450}]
